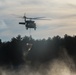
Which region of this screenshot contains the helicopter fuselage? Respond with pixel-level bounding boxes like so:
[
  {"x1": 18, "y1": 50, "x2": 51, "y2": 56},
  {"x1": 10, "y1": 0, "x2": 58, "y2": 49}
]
[
  {"x1": 19, "y1": 20, "x2": 36, "y2": 30},
  {"x1": 26, "y1": 20, "x2": 36, "y2": 28}
]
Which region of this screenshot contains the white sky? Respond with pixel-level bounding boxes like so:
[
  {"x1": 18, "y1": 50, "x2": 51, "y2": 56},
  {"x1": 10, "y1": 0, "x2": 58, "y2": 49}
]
[{"x1": 0, "y1": 0, "x2": 76, "y2": 41}]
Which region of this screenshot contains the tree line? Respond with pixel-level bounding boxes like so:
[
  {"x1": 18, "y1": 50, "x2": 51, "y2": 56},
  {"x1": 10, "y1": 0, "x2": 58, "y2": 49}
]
[{"x1": 0, "y1": 34, "x2": 76, "y2": 67}]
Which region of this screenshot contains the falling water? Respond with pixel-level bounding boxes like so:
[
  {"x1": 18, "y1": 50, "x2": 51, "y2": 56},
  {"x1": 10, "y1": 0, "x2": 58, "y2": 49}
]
[{"x1": 0, "y1": 49, "x2": 76, "y2": 75}]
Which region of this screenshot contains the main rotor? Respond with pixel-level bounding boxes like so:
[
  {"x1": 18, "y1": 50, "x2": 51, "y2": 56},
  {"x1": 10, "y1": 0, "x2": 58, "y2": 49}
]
[{"x1": 17, "y1": 13, "x2": 51, "y2": 21}]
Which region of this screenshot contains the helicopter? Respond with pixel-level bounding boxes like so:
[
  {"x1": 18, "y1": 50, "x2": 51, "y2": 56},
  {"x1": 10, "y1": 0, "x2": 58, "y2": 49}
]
[{"x1": 19, "y1": 13, "x2": 50, "y2": 30}]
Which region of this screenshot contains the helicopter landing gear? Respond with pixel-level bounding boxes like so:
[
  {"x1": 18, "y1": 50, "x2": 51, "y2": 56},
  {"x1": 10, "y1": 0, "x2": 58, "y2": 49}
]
[
  {"x1": 34, "y1": 27, "x2": 36, "y2": 30},
  {"x1": 26, "y1": 27, "x2": 28, "y2": 30}
]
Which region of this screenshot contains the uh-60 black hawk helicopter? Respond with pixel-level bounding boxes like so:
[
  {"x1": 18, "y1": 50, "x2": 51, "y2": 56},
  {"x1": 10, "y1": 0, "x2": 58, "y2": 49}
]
[{"x1": 19, "y1": 13, "x2": 50, "y2": 30}]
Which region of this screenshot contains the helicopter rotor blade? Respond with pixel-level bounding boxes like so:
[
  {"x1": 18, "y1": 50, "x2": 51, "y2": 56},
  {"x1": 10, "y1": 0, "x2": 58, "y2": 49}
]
[
  {"x1": 32, "y1": 17, "x2": 46, "y2": 19},
  {"x1": 33, "y1": 18, "x2": 51, "y2": 20},
  {"x1": 12, "y1": 14, "x2": 51, "y2": 20},
  {"x1": 11, "y1": 14, "x2": 24, "y2": 18},
  {"x1": 26, "y1": 17, "x2": 46, "y2": 19}
]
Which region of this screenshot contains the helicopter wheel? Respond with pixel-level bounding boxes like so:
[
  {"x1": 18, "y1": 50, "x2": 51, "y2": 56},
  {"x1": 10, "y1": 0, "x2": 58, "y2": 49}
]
[
  {"x1": 34, "y1": 27, "x2": 36, "y2": 30},
  {"x1": 26, "y1": 27, "x2": 28, "y2": 30}
]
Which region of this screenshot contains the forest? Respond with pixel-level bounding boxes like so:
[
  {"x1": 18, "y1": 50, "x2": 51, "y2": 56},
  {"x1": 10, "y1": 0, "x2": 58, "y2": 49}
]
[{"x1": 0, "y1": 34, "x2": 76, "y2": 68}]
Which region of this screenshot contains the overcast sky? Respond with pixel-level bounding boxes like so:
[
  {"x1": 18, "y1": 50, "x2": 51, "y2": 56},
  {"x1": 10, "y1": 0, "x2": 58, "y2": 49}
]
[{"x1": 0, "y1": 0, "x2": 76, "y2": 41}]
